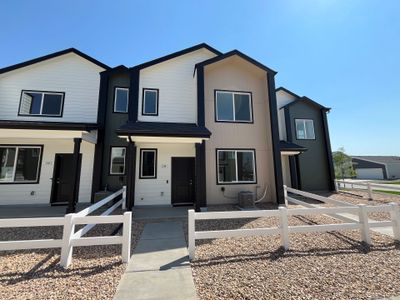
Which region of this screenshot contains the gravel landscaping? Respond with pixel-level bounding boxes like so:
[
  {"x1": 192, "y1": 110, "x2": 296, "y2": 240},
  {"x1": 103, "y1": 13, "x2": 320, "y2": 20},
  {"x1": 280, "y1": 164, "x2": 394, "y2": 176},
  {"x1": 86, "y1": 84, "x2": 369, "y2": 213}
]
[
  {"x1": 191, "y1": 205, "x2": 400, "y2": 300},
  {"x1": 318, "y1": 191, "x2": 400, "y2": 221},
  {"x1": 0, "y1": 220, "x2": 145, "y2": 300}
]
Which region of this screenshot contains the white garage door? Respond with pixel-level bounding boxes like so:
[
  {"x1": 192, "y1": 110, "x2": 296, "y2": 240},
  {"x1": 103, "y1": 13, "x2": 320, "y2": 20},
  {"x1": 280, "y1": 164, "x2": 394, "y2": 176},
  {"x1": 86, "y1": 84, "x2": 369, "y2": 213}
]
[{"x1": 356, "y1": 168, "x2": 384, "y2": 180}]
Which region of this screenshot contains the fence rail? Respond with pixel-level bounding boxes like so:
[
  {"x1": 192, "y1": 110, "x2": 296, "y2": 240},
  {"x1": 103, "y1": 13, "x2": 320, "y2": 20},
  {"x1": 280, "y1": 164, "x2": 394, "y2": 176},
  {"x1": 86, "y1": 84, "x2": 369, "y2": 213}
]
[
  {"x1": 188, "y1": 186, "x2": 400, "y2": 260},
  {"x1": 0, "y1": 186, "x2": 131, "y2": 268},
  {"x1": 335, "y1": 180, "x2": 400, "y2": 200}
]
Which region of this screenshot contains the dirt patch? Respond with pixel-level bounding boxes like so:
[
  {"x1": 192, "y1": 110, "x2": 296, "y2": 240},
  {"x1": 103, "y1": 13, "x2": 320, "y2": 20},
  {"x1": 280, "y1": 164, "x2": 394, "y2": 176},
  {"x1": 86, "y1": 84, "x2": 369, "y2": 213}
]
[{"x1": 191, "y1": 209, "x2": 400, "y2": 300}]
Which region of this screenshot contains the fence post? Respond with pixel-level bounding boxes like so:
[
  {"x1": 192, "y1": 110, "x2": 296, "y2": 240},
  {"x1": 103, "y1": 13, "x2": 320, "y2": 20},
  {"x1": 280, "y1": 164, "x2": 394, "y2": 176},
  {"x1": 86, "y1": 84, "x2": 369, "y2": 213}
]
[
  {"x1": 122, "y1": 186, "x2": 127, "y2": 210},
  {"x1": 283, "y1": 185, "x2": 288, "y2": 207},
  {"x1": 188, "y1": 209, "x2": 195, "y2": 260},
  {"x1": 335, "y1": 180, "x2": 339, "y2": 192},
  {"x1": 358, "y1": 204, "x2": 371, "y2": 244},
  {"x1": 367, "y1": 183, "x2": 373, "y2": 201},
  {"x1": 279, "y1": 206, "x2": 289, "y2": 250},
  {"x1": 122, "y1": 211, "x2": 132, "y2": 263},
  {"x1": 389, "y1": 202, "x2": 400, "y2": 240},
  {"x1": 60, "y1": 213, "x2": 75, "y2": 268}
]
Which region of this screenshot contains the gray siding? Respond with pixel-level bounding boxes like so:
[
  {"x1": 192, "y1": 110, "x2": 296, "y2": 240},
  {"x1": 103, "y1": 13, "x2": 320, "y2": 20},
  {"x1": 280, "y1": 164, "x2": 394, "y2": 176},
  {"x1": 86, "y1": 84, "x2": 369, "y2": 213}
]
[
  {"x1": 287, "y1": 102, "x2": 331, "y2": 191},
  {"x1": 387, "y1": 163, "x2": 400, "y2": 179},
  {"x1": 101, "y1": 72, "x2": 130, "y2": 191}
]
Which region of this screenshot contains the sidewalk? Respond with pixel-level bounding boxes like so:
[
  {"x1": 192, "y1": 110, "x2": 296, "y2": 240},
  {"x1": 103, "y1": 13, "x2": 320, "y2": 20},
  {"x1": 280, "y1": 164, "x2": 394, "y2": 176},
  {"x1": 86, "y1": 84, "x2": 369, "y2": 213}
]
[{"x1": 113, "y1": 221, "x2": 197, "y2": 300}]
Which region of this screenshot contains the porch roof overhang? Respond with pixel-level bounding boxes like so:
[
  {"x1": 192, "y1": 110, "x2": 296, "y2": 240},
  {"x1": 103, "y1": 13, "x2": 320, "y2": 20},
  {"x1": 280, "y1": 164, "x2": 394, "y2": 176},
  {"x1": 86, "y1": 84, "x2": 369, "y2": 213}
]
[
  {"x1": 0, "y1": 121, "x2": 98, "y2": 143},
  {"x1": 280, "y1": 141, "x2": 307, "y2": 155},
  {"x1": 116, "y1": 121, "x2": 211, "y2": 144},
  {"x1": 0, "y1": 120, "x2": 98, "y2": 131}
]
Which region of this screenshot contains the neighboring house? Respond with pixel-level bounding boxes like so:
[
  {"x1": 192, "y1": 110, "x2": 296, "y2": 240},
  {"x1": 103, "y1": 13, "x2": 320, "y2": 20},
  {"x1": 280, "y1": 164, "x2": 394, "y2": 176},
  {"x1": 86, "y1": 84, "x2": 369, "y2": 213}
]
[
  {"x1": 276, "y1": 87, "x2": 335, "y2": 191},
  {"x1": 0, "y1": 43, "x2": 335, "y2": 211},
  {"x1": 0, "y1": 49, "x2": 108, "y2": 211},
  {"x1": 352, "y1": 156, "x2": 400, "y2": 180}
]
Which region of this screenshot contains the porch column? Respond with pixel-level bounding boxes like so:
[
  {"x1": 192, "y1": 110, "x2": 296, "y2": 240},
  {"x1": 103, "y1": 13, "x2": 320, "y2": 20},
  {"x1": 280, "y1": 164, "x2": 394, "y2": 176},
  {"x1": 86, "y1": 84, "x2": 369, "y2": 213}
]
[
  {"x1": 67, "y1": 138, "x2": 82, "y2": 214},
  {"x1": 126, "y1": 139, "x2": 136, "y2": 210},
  {"x1": 195, "y1": 141, "x2": 206, "y2": 212}
]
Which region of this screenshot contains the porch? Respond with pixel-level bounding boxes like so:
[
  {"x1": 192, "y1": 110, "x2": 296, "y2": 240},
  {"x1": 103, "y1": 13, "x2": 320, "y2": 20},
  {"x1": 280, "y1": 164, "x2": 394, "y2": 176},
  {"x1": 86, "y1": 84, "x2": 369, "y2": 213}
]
[
  {"x1": 116, "y1": 121, "x2": 211, "y2": 211},
  {"x1": 0, "y1": 122, "x2": 98, "y2": 212}
]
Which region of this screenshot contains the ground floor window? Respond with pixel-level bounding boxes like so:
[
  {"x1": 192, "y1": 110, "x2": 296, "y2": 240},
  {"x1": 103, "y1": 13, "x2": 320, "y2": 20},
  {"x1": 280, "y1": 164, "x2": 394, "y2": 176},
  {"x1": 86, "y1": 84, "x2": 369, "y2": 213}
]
[
  {"x1": 0, "y1": 145, "x2": 42, "y2": 183},
  {"x1": 140, "y1": 149, "x2": 157, "y2": 178},
  {"x1": 217, "y1": 149, "x2": 256, "y2": 184},
  {"x1": 110, "y1": 147, "x2": 126, "y2": 175}
]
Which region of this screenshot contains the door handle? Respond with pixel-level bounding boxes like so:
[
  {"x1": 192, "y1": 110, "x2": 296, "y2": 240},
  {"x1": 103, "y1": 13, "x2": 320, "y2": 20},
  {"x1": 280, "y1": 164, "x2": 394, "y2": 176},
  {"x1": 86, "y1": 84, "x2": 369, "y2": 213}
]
[{"x1": 189, "y1": 180, "x2": 193, "y2": 185}]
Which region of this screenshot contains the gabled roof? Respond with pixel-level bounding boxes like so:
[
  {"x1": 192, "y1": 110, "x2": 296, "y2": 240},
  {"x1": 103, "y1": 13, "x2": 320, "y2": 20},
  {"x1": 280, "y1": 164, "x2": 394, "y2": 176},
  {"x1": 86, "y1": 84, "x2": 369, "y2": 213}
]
[
  {"x1": 0, "y1": 48, "x2": 110, "y2": 75},
  {"x1": 102, "y1": 65, "x2": 129, "y2": 74},
  {"x1": 195, "y1": 50, "x2": 277, "y2": 74},
  {"x1": 116, "y1": 122, "x2": 211, "y2": 138},
  {"x1": 276, "y1": 87, "x2": 301, "y2": 99},
  {"x1": 131, "y1": 43, "x2": 222, "y2": 70},
  {"x1": 352, "y1": 156, "x2": 400, "y2": 164},
  {"x1": 277, "y1": 86, "x2": 330, "y2": 111}
]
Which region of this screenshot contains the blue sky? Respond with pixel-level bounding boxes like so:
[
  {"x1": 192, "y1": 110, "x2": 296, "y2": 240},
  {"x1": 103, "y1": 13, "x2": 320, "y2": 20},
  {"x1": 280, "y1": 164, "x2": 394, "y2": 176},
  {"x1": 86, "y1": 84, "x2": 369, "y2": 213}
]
[{"x1": 1, "y1": 0, "x2": 399, "y2": 155}]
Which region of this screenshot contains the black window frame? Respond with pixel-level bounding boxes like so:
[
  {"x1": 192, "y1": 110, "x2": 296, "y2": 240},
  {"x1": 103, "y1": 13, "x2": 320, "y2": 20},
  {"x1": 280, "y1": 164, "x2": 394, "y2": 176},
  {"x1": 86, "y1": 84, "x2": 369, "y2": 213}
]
[
  {"x1": 113, "y1": 87, "x2": 129, "y2": 114},
  {"x1": 18, "y1": 90, "x2": 65, "y2": 118},
  {"x1": 139, "y1": 148, "x2": 157, "y2": 179},
  {"x1": 295, "y1": 118, "x2": 316, "y2": 140},
  {"x1": 142, "y1": 88, "x2": 159, "y2": 116},
  {"x1": 214, "y1": 90, "x2": 254, "y2": 124},
  {"x1": 109, "y1": 146, "x2": 127, "y2": 175},
  {"x1": 0, "y1": 144, "x2": 43, "y2": 184},
  {"x1": 216, "y1": 148, "x2": 257, "y2": 185}
]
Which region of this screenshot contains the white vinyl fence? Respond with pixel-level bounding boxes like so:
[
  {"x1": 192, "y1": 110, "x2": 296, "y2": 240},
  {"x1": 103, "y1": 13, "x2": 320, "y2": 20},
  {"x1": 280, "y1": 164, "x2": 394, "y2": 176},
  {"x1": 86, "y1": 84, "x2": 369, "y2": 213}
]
[
  {"x1": 335, "y1": 179, "x2": 400, "y2": 200},
  {"x1": 0, "y1": 186, "x2": 131, "y2": 268},
  {"x1": 188, "y1": 186, "x2": 400, "y2": 260}
]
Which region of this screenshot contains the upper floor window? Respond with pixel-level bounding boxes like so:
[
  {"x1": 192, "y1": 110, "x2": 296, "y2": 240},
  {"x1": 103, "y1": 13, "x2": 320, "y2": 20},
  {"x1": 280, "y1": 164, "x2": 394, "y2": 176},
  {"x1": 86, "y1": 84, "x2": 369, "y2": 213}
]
[
  {"x1": 215, "y1": 91, "x2": 253, "y2": 123},
  {"x1": 142, "y1": 89, "x2": 159, "y2": 116},
  {"x1": 0, "y1": 145, "x2": 42, "y2": 183},
  {"x1": 295, "y1": 119, "x2": 315, "y2": 140},
  {"x1": 114, "y1": 87, "x2": 129, "y2": 113},
  {"x1": 110, "y1": 147, "x2": 126, "y2": 175},
  {"x1": 217, "y1": 149, "x2": 256, "y2": 184},
  {"x1": 19, "y1": 91, "x2": 64, "y2": 117}
]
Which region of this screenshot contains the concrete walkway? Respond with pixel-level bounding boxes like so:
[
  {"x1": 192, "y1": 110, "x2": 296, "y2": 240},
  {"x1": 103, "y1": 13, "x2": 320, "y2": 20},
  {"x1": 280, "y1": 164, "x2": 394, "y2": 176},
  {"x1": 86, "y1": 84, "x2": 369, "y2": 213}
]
[{"x1": 113, "y1": 221, "x2": 197, "y2": 300}]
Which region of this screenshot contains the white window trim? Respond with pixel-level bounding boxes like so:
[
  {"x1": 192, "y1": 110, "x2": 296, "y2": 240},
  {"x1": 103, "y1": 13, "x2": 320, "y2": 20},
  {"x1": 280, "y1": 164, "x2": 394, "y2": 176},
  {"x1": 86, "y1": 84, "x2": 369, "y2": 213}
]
[
  {"x1": 20, "y1": 91, "x2": 64, "y2": 117},
  {"x1": 140, "y1": 149, "x2": 157, "y2": 178},
  {"x1": 217, "y1": 149, "x2": 256, "y2": 184},
  {"x1": 142, "y1": 89, "x2": 159, "y2": 116},
  {"x1": 215, "y1": 91, "x2": 253, "y2": 123},
  {"x1": 0, "y1": 145, "x2": 42, "y2": 183},
  {"x1": 109, "y1": 147, "x2": 126, "y2": 175},
  {"x1": 295, "y1": 119, "x2": 315, "y2": 140},
  {"x1": 114, "y1": 88, "x2": 129, "y2": 113}
]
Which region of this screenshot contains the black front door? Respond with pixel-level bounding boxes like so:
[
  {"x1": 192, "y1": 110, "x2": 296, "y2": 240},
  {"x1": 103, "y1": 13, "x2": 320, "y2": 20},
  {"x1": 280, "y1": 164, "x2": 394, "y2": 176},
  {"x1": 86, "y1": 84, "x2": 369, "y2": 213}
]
[
  {"x1": 50, "y1": 154, "x2": 81, "y2": 205},
  {"x1": 171, "y1": 157, "x2": 195, "y2": 206}
]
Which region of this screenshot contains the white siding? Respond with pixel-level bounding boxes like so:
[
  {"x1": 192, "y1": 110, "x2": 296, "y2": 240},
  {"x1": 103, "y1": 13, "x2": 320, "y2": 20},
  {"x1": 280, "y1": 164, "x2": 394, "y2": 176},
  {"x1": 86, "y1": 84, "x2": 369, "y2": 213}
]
[
  {"x1": 134, "y1": 143, "x2": 195, "y2": 206},
  {"x1": 0, "y1": 138, "x2": 94, "y2": 205},
  {"x1": 0, "y1": 53, "x2": 104, "y2": 123},
  {"x1": 276, "y1": 90, "x2": 297, "y2": 141},
  {"x1": 281, "y1": 155, "x2": 292, "y2": 187},
  {"x1": 137, "y1": 49, "x2": 217, "y2": 123}
]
